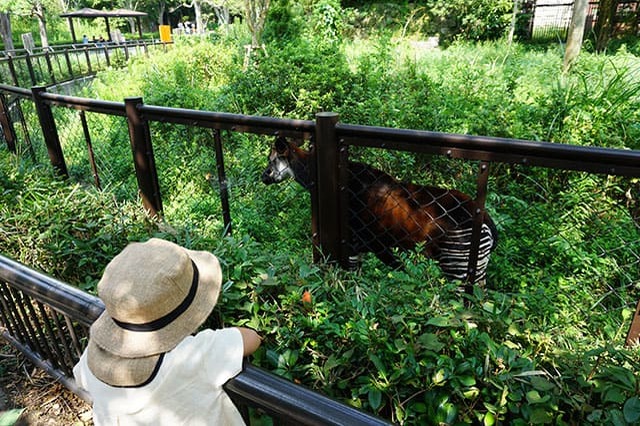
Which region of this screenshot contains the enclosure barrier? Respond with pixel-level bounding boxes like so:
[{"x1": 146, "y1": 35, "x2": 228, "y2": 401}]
[
  {"x1": 0, "y1": 253, "x2": 391, "y2": 425},
  {"x1": 1, "y1": 80, "x2": 639, "y2": 345},
  {"x1": 0, "y1": 39, "x2": 171, "y2": 89}
]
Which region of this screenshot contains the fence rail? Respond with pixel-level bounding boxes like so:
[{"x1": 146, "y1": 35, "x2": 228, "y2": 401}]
[
  {"x1": 0, "y1": 39, "x2": 170, "y2": 88},
  {"x1": 0, "y1": 253, "x2": 390, "y2": 425}
]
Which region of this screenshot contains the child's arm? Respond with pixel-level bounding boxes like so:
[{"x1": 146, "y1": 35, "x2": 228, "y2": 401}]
[{"x1": 237, "y1": 327, "x2": 262, "y2": 356}]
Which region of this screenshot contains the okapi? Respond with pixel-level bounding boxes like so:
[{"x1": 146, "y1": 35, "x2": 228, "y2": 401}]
[{"x1": 261, "y1": 137, "x2": 498, "y2": 284}]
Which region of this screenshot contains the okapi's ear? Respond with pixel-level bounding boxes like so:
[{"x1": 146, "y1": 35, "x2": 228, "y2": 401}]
[{"x1": 274, "y1": 136, "x2": 289, "y2": 154}]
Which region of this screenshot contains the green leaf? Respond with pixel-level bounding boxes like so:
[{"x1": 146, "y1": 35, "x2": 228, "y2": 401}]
[
  {"x1": 608, "y1": 366, "x2": 636, "y2": 390},
  {"x1": 369, "y1": 353, "x2": 386, "y2": 374},
  {"x1": 418, "y1": 333, "x2": 445, "y2": 352},
  {"x1": 433, "y1": 368, "x2": 447, "y2": 385},
  {"x1": 623, "y1": 397, "x2": 640, "y2": 423},
  {"x1": 526, "y1": 390, "x2": 550, "y2": 404},
  {"x1": 483, "y1": 412, "x2": 496, "y2": 426},
  {"x1": 368, "y1": 389, "x2": 382, "y2": 410},
  {"x1": 530, "y1": 376, "x2": 555, "y2": 392},
  {"x1": 603, "y1": 387, "x2": 626, "y2": 404},
  {"x1": 458, "y1": 375, "x2": 476, "y2": 386},
  {"x1": 427, "y1": 316, "x2": 452, "y2": 327},
  {"x1": 529, "y1": 408, "x2": 553, "y2": 424},
  {"x1": 0, "y1": 409, "x2": 25, "y2": 426}
]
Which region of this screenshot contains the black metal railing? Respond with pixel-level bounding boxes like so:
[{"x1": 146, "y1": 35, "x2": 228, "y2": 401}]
[
  {"x1": 0, "y1": 39, "x2": 170, "y2": 88},
  {"x1": 0, "y1": 253, "x2": 391, "y2": 425}
]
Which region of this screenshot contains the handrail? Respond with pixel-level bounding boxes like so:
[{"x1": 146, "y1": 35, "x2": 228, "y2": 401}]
[
  {"x1": 337, "y1": 123, "x2": 640, "y2": 177},
  {"x1": 0, "y1": 253, "x2": 391, "y2": 425}
]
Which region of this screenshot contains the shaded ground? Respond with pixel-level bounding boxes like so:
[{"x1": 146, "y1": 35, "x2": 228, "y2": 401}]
[{"x1": 0, "y1": 344, "x2": 92, "y2": 425}]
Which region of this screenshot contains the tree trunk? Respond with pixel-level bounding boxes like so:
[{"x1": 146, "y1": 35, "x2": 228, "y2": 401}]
[
  {"x1": 194, "y1": 0, "x2": 203, "y2": 33},
  {"x1": 158, "y1": 0, "x2": 166, "y2": 26},
  {"x1": 35, "y1": 3, "x2": 49, "y2": 48},
  {"x1": 508, "y1": 0, "x2": 520, "y2": 44},
  {"x1": 563, "y1": 0, "x2": 589, "y2": 72},
  {"x1": 595, "y1": 0, "x2": 618, "y2": 52},
  {"x1": 0, "y1": 12, "x2": 14, "y2": 52}
]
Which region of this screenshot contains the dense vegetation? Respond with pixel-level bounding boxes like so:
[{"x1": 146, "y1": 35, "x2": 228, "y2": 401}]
[{"x1": 2, "y1": 2, "x2": 640, "y2": 425}]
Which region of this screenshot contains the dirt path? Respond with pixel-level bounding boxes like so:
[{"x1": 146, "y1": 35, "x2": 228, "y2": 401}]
[{"x1": 0, "y1": 344, "x2": 92, "y2": 425}]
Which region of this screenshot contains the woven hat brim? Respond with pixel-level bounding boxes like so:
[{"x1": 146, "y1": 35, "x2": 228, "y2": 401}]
[
  {"x1": 90, "y1": 248, "x2": 222, "y2": 358},
  {"x1": 87, "y1": 339, "x2": 162, "y2": 387}
]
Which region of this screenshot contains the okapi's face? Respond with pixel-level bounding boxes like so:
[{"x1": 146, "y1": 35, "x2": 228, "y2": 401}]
[{"x1": 261, "y1": 137, "x2": 295, "y2": 185}]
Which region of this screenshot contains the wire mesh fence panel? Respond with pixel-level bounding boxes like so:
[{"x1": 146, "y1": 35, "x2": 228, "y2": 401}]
[
  {"x1": 7, "y1": 96, "x2": 46, "y2": 162},
  {"x1": 345, "y1": 146, "x2": 495, "y2": 283},
  {"x1": 146, "y1": 124, "x2": 314, "y2": 259},
  {"x1": 488, "y1": 164, "x2": 640, "y2": 341},
  {"x1": 53, "y1": 106, "x2": 137, "y2": 200}
]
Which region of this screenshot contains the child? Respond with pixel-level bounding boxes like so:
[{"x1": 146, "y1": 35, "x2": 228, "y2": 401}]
[{"x1": 73, "y1": 238, "x2": 261, "y2": 425}]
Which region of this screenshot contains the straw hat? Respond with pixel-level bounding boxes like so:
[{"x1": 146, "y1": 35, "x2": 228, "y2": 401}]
[{"x1": 87, "y1": 238, "x2": 222, "y2": 387}]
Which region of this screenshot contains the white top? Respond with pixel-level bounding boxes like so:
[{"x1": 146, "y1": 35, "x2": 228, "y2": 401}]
[{"x1": 73, "y1": 328, "x2": 246, "y2": 426}]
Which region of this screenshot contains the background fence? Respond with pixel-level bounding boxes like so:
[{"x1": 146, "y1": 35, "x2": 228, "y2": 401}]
[{"x1": 525, "y1": 0, "x2": 639, "y2": 41}]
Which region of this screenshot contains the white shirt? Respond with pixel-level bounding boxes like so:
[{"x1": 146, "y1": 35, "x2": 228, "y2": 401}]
[{"x1": 73, "y1": 328, "x2": 246, "y2": 426}]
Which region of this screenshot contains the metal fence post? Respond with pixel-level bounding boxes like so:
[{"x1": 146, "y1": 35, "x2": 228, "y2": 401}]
[
  {"x1": 44, "y1": 51, "x2": 56, "y2": 84},
  {"x1": 64, "y1": 49, "x2": 74, "y2": 79},
  {"x1": 125, "y1": 97, "x2": 162, "y2": 217},
  {"x1": 31, "y1": 86, "x2": 68, "y2": 177},
  {"x1": 465, "y1": 161, "x2": 490, "y2": 294},
  {"x1": 7, "y1": 56, "x2": 19, "y2": 86},
  {"x1": 0, "y1": 93, "x2": 17, "y2": 153},
  {"x1": 314, "y1": 112, "x2": 346, "y2": 266},
  {"x1": 25, "y1": 53, "x2": 37, "y2": 86},
  {"x1": 83, "y1": 47, "x2": 92, "y2": 74}
]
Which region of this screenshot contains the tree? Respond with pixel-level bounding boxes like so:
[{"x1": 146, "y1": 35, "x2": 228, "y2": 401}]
[
  {"x1": 2, "y1": 0, "x2": 61, "y2": 49},
  {"x1": 594, "y1": 0, "x2": 618, "y2": 52},
  {"x1": 563, "y1": 0, "x2": 588, "y2": 72},
  {"x1": 244, "y1": 0, "x2": 270, "y2": 46},
  {"x1": 0, "y1": 11, "x2": 13, "y2": 51}
]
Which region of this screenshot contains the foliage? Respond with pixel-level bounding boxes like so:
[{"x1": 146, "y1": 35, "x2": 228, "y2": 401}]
[{"x1": 2, "y1": 13, "x2": 640, "y2": 426}]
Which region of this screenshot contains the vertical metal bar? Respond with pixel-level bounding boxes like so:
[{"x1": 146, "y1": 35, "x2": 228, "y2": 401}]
[
  {"x1": 626, "y1": 299, "x2": 640, "y2": 347},
  {"x1": 124, "y1": 43, "x2": 130, "y2": 62},
  {"x1": 9, "y1": 287, "x2": 45, "y2": 355},
  {"x1": 0, "y1": 93, "x2": 17, "y2": 152},
  {"x1": 84, "y1": 47, "x2": 92, "y2": 74},
  {"x1": 213, "y1": 129, "x2": 232, "y2": 235},
  {"x1": 125, "y1": 97, "x2": 162, "y2": 217},
  {"x1": 24, "y1": 298, "x2": 59, "y2": 370},
  {"x1": 51, "y1": 309, "x2": 81, "y2": 365},
  {"x1": 7, "y1": 56, "x2": 19, "y2": 86},
  {"x1": 314, "y1": 112, "x2": 342, "y2": 265},
  {"x1": 31, "y1": 86, "x2": 68, "y2": 177},
  {"x1": 0, "y1": 282, "x2": 21, "y2": 340},
  {"x1": 338, "y1": 137, "x2": 352, "y2": 269},
  {"x1": 79, "y1": 110, "x2": 101, "y2": 189},
  {"x1": 44, "y1": 51, "x2": 56, "y2": 84},
  {"x1": 25, "y1": 53, "x2": 37, "y2": 86},
  {"x1": 308, "y1": 137, "x2": 320, "y2": 261},
  {"x1": 103, "y1": 45, "x2": 111, "y2": 67},
  {"x1": 0, "y1": 284, "x2": 30, "y2": 345},
  {"x1": 64, "y1": 49, "x2": 73, "y2": 79},
  {"x1": 465, "y1": 161, "x2": 490, "y2": 294},
  {"x1": 36, "y1": 302, "x2": 72, "y2": 374},
  {"x1": 64, "y1": 315, "x2": 84, "y2": 359},
  {"x1": 14, "y1": 98, "x2": 36, "y2": 161}
]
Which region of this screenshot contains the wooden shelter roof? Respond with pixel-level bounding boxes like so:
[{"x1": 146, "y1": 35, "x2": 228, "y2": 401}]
[{"x1": 60, "y1": 8, "x2": 147, "y2": 18}]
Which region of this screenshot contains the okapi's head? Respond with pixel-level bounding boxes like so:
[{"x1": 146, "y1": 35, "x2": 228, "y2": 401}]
[{"x1": 261, "y1": 137, "x2": 312, "y2": 189}]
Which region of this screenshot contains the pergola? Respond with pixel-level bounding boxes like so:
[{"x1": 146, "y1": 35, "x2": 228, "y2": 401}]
[{"x1": 60, "y1": 8, "x2": 148, "y2": 43}]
